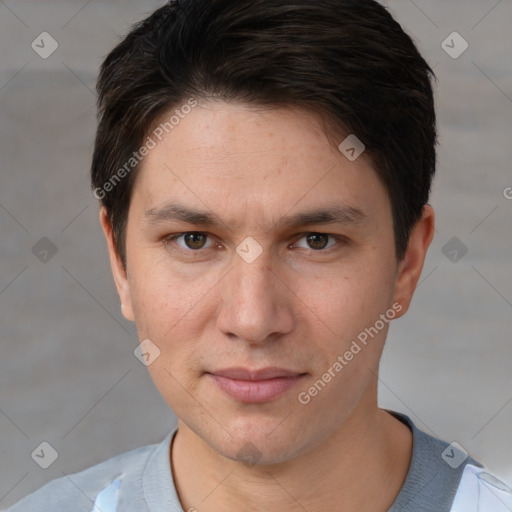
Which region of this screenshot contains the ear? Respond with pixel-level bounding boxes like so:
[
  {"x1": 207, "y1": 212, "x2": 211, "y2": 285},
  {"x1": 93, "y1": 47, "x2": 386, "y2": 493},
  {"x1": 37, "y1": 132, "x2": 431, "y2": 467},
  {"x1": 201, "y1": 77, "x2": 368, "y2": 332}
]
[
  {"x1": 99, "y1": 207, "x2": 135, "y2": 322},
  {"x1": 392, "y1": 205, "x2": 435, "y2": 318}
]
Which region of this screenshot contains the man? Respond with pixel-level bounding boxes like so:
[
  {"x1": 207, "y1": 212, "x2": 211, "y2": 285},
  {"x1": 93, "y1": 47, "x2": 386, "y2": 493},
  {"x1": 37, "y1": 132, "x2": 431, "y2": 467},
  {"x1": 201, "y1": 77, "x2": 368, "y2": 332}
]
[{"x1": 8, "y1": 0, "x2": 512, "y2": 510}]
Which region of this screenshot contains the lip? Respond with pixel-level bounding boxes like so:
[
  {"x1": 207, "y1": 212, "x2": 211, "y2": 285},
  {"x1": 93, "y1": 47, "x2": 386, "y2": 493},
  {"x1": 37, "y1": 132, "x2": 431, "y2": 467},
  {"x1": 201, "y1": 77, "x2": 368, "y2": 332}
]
[{"x1": 206, "y1": 367, "x2": 306, "y2": 403}]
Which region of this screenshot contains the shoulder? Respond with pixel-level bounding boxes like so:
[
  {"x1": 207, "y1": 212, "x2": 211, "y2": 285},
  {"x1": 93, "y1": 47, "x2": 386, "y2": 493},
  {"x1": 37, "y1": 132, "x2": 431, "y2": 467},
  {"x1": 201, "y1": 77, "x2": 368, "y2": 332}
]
[
  {"x1": 5, "y1": 441, "x2": 160, "y2": 512},
  {"x1": 451, "y1": 463, "x2": 512, "y2": 512},
  {"x1": 387, "y1": 410, "x2": 512, "y2": 512}
]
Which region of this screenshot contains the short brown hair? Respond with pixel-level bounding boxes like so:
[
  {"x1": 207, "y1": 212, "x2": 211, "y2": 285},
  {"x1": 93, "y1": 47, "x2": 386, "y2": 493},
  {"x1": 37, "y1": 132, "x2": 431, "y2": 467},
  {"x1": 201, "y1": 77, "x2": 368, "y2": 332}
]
[{"x1": 91, "y1": 0, "x2": 437, "y2": 266}]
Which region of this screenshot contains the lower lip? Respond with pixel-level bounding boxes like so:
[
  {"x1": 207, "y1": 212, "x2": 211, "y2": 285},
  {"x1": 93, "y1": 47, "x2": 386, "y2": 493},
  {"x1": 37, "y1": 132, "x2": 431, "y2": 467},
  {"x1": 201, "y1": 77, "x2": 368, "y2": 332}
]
[{"x1": 208, "y1": 374, "x2": 305, "y2": 403}]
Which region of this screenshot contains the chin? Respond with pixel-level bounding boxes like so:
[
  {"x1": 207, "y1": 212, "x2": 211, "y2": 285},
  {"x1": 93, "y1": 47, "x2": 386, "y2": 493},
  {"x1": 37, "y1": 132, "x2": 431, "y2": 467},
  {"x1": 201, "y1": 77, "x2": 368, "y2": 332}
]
[{"x1": 208, "y1": 418, "x2": 313, "y2": 467}]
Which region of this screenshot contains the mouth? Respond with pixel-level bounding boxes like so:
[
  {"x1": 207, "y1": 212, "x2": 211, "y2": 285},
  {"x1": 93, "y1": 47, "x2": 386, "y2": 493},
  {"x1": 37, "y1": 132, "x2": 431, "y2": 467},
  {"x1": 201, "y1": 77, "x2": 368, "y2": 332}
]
[{"x1": 205, "y1": 367, "x2": 307, "y2": 404}]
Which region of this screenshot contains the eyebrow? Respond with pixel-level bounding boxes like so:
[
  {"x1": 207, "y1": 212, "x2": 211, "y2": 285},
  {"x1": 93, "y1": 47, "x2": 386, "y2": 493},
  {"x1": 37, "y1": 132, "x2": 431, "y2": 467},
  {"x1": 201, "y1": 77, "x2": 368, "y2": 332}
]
[{"x1": 143, "y1": 202, "x2": 367, "y2": 230}]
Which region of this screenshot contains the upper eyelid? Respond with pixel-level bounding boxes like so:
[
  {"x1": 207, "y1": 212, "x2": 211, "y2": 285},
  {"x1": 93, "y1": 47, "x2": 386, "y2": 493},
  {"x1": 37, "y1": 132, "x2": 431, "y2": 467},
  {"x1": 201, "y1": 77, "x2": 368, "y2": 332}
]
[
  {"x1": 164, "y1": 231, "x2": 213, "y2": 244},
  {"x1": 165, "y1": 231, "x2": 341, "y2": 239}
]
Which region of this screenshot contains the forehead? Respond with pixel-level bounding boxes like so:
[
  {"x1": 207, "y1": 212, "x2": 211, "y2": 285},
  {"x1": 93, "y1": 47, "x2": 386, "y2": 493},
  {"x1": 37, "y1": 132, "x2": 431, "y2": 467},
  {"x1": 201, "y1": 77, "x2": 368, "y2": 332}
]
[{"x1": 131, "y1": 102, "x2": 389, "y2": 230}]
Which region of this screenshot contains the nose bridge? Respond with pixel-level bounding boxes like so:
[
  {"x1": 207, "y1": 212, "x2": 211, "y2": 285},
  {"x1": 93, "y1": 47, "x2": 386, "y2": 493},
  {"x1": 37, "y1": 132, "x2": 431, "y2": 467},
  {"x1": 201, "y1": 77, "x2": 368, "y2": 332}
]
[
  {"x1": 234, "y1": 250, "x2": 274, "y2": 302},
  {"x1": 230, "y1": 241, "x2": 278, "y2": 310},
  {"x1": 216, "y1": 244, "x2": 294, "y2": 342}
]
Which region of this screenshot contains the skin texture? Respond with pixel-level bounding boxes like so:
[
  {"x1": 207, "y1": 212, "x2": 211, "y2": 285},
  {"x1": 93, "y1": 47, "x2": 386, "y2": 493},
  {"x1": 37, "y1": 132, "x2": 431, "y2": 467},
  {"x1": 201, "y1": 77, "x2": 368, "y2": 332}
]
[{"x1": 100, "y1": 102, "x2": 435, "y2": 511}]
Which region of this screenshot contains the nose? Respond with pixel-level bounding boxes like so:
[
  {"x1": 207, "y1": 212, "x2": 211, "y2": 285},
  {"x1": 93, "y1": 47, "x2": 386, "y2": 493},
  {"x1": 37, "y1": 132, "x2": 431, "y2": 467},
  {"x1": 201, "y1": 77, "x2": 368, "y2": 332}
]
[{"x1": 216, "y1": 250, "x2": 295, "y2": 345}]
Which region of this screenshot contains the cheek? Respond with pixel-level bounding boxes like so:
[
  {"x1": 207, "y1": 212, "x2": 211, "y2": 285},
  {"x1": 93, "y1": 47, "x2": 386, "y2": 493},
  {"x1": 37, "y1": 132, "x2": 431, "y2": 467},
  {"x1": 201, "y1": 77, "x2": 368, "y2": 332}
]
[
  {"x1": 132, "y1": 263, "x2": 211, "y2": 412},
  {"x1": 129, "y1": 253, "x2": 213, "y2": 334},
  {"x1": 128, "y1": 258, "x2": 224, "y2": 384},
  {"x1": 297, "y1": 262, "x2": 394, "y2": 408},
  {"x1": 299, "y1": 255, "x2": 394, "y2": 340}
]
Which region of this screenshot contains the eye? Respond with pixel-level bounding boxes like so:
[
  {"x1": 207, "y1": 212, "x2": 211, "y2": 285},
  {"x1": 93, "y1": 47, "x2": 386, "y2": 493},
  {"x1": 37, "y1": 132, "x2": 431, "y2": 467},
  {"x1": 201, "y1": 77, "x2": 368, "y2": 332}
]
[
  {"x1": 293, "y1": 232, "x2": 340, "y2": 251},
  {"x1": 164, "y1": 232, "x2": 215, "y2": 251}
]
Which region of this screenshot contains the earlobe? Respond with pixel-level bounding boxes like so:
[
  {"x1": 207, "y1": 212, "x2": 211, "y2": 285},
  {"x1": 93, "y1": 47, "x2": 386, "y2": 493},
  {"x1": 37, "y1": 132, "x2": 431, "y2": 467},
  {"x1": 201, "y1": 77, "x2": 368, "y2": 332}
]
[
  {"x1": 99, "y1": 207, "x2": 135, "y2": 322},
  {"x1": 392, "y1": 205, "x2": 435, "y2": 318}
]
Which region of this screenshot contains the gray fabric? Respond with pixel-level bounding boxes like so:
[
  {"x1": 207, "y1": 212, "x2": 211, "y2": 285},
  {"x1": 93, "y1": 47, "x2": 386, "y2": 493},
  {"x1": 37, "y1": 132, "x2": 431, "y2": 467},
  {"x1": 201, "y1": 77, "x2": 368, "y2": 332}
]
[
  {"x1": 388, "y1": 411, "x2": 481, "y2": 512},
  {"x1": 6, "y1": 411, "x2": 482, "y2": 511}
]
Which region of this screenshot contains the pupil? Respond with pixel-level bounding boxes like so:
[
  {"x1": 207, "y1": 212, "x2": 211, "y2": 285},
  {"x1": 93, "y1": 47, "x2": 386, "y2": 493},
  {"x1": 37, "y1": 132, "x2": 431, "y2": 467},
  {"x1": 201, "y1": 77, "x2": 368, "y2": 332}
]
[
  {"x1": 185, "y1": 233, "x2": 206, "y2": 249},
  {"x1": 307, "y1": 233, "x2": 328, "y2": 250}
]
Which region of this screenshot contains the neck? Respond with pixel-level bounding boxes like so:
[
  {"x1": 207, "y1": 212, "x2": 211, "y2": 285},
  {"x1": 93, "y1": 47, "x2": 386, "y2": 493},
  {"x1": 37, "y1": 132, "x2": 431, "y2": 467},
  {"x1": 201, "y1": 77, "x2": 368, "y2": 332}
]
[{"x1": 170, "y1": 398, "x2": 412, "y2": 512}]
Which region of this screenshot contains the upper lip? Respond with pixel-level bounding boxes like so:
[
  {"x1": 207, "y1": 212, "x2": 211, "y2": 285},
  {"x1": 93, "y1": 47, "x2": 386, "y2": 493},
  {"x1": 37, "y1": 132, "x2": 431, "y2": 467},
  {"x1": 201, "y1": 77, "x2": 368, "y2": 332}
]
[{"x1": 208, "y1": 367, "x2": 304, "y2": 381}]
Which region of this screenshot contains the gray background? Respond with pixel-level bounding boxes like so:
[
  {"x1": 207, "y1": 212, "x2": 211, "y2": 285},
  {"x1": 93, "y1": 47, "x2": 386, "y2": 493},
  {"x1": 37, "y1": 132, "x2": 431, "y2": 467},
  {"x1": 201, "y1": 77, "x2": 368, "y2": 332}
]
[{"x1": 0, "y1": 0, "x2": 511, "y2": 509}]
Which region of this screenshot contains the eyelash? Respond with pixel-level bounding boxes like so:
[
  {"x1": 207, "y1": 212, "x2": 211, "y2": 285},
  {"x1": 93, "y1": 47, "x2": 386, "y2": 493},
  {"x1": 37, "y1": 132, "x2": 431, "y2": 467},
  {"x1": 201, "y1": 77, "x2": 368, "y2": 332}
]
[{"x1": 162, "y1": 231, "x2": 348, "y2": 256}]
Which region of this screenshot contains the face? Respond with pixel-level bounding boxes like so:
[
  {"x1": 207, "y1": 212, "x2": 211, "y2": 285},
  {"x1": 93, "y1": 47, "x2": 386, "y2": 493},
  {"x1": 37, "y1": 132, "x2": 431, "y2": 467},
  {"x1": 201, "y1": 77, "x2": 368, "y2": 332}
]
[{"x1": 102, "y1": 101, "x2": 433, "y2": 465}]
